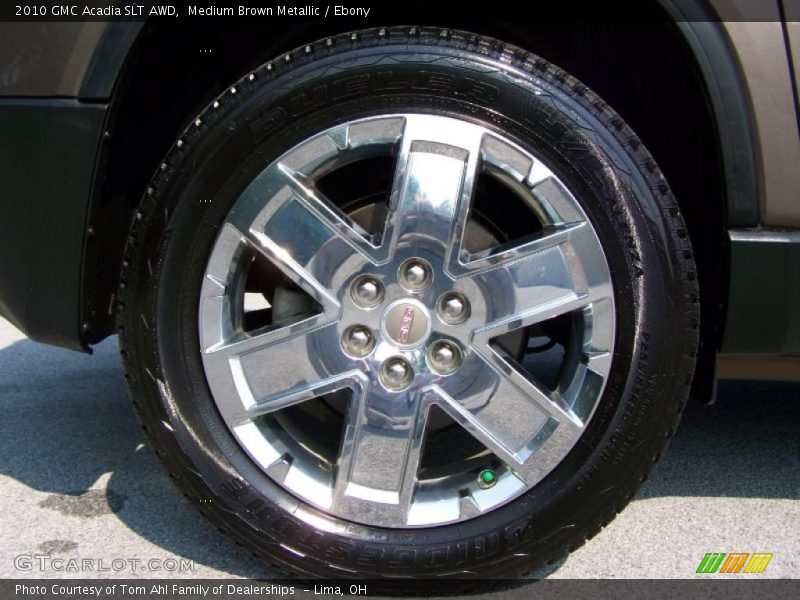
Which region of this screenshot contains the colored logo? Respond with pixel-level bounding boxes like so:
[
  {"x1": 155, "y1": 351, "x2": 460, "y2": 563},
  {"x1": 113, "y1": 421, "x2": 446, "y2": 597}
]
[
  {"x1": 696, "y1": 552, "x2": 773, "y2": 574},
  {"x1": 398, "y1": 306, "x2": 416, "y2": 344}
]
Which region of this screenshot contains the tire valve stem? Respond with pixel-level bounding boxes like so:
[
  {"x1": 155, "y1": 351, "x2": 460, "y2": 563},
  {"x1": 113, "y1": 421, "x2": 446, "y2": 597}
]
[{"x1": 478, "y1": 469, "x2": 497, "y2": 489}]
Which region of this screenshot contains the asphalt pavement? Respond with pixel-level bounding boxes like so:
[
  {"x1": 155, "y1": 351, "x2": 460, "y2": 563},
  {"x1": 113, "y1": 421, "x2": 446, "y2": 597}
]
[{"x1": 0, "y1": 316, "x2": 797, "y2": 583}]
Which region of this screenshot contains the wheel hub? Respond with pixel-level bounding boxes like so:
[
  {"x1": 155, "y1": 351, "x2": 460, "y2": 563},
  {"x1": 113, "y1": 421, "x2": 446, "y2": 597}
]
[{"x1": 381, "y1": 298, "x2": 431, "y2": 349}]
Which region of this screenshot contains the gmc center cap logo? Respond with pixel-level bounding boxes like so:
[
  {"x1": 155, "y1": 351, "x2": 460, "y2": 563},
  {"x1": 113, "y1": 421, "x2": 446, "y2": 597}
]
[
  {"x1": 398, "y1": 306, "x2": 416, "y2": 343},
  {"x1": 382, "y1": 300, "x2": 430, "y2": 348}
]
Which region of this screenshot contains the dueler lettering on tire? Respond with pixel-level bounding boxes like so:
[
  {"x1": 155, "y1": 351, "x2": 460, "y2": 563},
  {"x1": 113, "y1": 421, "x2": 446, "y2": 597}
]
[
  {"x1": 118, "y1": 27, "x2": 698, "y2": 585},
  {"x1": 250, "y1": 73, "x2": 499, "y2": 143}
]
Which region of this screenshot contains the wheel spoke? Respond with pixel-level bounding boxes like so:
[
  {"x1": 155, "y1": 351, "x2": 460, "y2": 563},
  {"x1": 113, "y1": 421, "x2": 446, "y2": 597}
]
[
  {"x1": 474, "y1": 291, "x2": 593, "y2": 344},
  {"x1": 331, "y1": 387, "x2": 428, "y2": 524},
  {"x1": 226, "y1": 164, "x2": 377, "y2": 296},
  {"x1": 203, "y1": 323, "x2": 355, "y2": 426},
  {"x1": 452, "y1": 221, "x2": 584, "y2": 278},
  {"x1": 383, "y1": 115, "x2": 483, "y2": 259},
  {"x1": 464, "y1": 221, "x2": 614, "y2": 337},
  {"x1": 434, "y1": 353, "x2": 583, "y2": 484}
]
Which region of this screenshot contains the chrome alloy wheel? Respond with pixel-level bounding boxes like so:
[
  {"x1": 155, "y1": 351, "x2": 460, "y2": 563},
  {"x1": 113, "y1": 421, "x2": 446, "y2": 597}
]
[{"x1": 199, "y1": 114, "x2": 615, "y2": 528}]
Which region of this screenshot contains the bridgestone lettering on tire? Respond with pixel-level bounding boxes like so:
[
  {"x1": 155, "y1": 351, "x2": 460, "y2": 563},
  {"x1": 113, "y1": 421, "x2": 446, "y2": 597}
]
[{"x1": 119, "y1": 27, "x2": 699, "y2": 585}]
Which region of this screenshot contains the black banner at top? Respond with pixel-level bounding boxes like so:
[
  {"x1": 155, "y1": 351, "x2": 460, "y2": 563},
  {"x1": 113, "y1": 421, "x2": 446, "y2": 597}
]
[{"x1": 0, "y1": 0, "x2": 791, "y2": 22}]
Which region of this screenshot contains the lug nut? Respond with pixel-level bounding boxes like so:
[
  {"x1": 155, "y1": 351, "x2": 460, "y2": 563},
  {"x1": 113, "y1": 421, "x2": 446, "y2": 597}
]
[
  {"x1": 437, "y1": 292, "x2": 470, "y2": 324},
  {"x1": 399, "y1": 258, "x2": 432, "y2": 291},
  {"x1": 351, "y1": 276, "x2": 383, "y2": 308},
  {"x1": 342, "y1": 325, "x2": 375, "y2": 358},
  {"x1": 427, "y1": 340, "x2": 462, "y2": 375},
  {"x1": 380, "y1": 357, "x2": 413, "y2": 391},
  {"x1": 404, "y1": 263, "x2": 427, "y2": 286}
]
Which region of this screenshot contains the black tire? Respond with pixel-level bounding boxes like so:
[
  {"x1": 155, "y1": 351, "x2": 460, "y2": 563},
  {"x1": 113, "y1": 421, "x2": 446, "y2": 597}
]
[{"x1": 119, "y1": 27, "x2": 699, "y2": 585}]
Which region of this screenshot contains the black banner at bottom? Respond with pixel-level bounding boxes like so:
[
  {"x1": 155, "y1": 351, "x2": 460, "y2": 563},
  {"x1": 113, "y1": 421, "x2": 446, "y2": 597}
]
[{"x1": 3, "y1": 579, "x2": 798, "y2": 600}]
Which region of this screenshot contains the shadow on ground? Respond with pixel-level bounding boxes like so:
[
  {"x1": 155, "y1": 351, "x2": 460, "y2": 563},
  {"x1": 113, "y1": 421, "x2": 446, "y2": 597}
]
[{"x1": 0, "y1": 334, "x2": 797, "y2": 578}]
